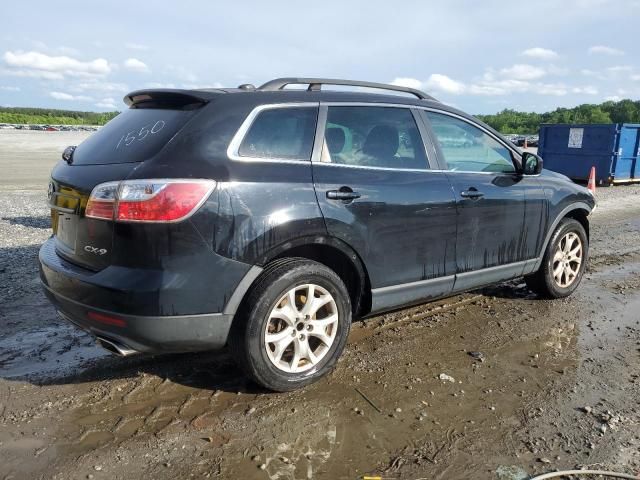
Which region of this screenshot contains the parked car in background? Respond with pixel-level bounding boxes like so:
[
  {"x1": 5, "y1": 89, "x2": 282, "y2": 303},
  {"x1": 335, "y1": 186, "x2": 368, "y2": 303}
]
[
  {"x1": 526, "y1": 135, "x2": 539, "y2": 147},
  {"x1": 40, "y1": 78, "x2": 595, "y2": 391}
]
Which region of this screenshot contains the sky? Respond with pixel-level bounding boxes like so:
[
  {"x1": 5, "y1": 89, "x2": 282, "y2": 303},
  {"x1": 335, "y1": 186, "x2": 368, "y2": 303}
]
[{"x1": 1, "y1": 0, "x2": 640, "y2": 114}]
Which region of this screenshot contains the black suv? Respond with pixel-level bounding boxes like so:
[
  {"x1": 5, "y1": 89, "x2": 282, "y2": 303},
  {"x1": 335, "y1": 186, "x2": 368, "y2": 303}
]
[{"x1": 39, "y1": 78, "x2": 595, "y2": 391}]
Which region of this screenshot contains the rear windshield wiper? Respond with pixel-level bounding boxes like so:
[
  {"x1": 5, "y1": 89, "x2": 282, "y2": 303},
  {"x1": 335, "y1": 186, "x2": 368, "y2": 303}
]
[{"x1": 62, "y1": 145, "x2": 77, "y2": 164}]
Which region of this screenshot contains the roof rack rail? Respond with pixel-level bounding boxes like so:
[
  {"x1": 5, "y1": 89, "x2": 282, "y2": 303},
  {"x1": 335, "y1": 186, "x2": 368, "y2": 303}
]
[{"x1": 258, "y1": 77, "x2": 438, "y2": 102}]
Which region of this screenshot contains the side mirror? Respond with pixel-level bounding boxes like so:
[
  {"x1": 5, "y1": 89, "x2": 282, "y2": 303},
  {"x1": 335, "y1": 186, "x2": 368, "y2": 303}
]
[{"x1": 522, "y1": 151, "x2": 543, "y2": 175}]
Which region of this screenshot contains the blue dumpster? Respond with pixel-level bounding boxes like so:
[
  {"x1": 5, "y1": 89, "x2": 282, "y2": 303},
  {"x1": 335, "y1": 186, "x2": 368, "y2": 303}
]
[{"x1": 538, "y1": 123, "x2": 640, "y2": 185}]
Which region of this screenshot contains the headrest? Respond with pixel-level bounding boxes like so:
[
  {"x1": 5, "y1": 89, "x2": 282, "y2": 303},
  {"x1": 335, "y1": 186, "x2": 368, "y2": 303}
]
[
  {"x1": 363, "y1": 125, "x2": 399, "y2": 158},
  {"x1": 326, "y1": 127, "x2": 345, "y2": 154}
]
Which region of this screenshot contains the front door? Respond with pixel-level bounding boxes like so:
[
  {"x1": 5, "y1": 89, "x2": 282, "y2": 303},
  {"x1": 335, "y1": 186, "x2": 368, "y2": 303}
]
[
  {"x1": 423, "y1": 111, "x2": 533, "y2": 289},
  {"x1": 312, "y1": 105, "x2": 458, "y2": 311}
]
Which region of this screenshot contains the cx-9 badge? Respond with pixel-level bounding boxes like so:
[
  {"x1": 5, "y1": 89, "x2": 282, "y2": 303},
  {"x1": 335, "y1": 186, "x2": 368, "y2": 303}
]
[{"x1": 84, "y1": 245, "x2": 108, "y2": 255}]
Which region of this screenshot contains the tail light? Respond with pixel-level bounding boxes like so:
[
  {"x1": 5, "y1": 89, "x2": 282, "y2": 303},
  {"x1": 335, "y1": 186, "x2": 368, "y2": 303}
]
[
  {"x1": 85, "y1": 181, "x2": 119, "y2": 220},
  {"x1": 85, "y1": 179, "x2": 215, "y2": 223}
]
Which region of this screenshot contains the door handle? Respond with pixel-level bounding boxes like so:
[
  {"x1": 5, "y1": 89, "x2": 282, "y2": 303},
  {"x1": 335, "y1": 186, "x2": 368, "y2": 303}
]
[
  {"x1": 460, "y1": 188, "x2": 484, "y2": 199},
  {"x1": 326, "y1": 188, "x2": 361, "y2": 201}
]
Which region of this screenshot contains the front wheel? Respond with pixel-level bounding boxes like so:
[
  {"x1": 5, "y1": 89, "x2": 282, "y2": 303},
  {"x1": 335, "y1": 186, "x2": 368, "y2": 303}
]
[
  {"x1": 525, "y1": 218, "x2": 588, "y2": 298},
  {"x1": 229, "y1": 258, "x2": 351, "y2": 392}
]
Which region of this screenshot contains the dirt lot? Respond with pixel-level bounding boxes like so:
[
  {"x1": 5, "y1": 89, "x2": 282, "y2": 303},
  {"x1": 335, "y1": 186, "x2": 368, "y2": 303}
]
[{"x1": 1, "y1": 130, "x2": 639, "y2": 480}]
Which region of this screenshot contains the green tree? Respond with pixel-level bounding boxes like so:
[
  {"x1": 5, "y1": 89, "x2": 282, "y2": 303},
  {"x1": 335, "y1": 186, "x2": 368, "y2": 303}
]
[
  {"x1": 0, "y1": 107, "x2": 119, "y2": 125},
  {"x1": 477, "y1": 99, "x2": 638, "y2": 134}
]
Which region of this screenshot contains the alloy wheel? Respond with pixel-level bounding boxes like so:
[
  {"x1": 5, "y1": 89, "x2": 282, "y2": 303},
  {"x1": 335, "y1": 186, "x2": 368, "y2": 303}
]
[
  {"x1": 552, "y1": 231, "x2": 583, "y2": 288},
  {"x1": 264, "y1": 284, "x2": 339, "y2": 373}
]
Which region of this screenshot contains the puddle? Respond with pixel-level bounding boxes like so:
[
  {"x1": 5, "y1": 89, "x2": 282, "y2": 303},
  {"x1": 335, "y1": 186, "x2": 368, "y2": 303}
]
[{"x1": 0, "y1": 323, "x2": 107, "y2": 380}]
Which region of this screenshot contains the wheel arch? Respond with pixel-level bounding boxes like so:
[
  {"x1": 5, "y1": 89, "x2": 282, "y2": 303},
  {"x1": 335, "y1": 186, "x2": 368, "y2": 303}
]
[
  {"x1": 269, "y1": 237, "x2": 372, "y2": 318},
  {"x1": 533, "y1": 202, "x2": 592, "y2": 271},
  {"x1": 565, "y1": 208, "x2": 590, "y2": 240},
  {"x1": 226, "y1": 236, "x2": 371, "y2": 319}
]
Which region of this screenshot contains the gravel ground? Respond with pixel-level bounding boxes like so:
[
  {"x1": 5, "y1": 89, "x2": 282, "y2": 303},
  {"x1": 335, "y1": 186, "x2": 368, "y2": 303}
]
[
  {"x1": 1, "y1": 132, "x2": 639, "y2": 480},
  {"x1": 0, "y1": 191, "x2": 51, "y2": 307}
]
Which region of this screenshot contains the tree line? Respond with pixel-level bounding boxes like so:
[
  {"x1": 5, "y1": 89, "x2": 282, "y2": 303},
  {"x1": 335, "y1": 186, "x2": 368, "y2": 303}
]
[
  {"x1": 477, "y1": 99, "x2": 640, "y2": 134},
  {"x1": 0, "y1": 107, "x2": 119, "y2": 126},
  {"x1": 1, "y1": 99, "x2": 640, "y2": 132}
]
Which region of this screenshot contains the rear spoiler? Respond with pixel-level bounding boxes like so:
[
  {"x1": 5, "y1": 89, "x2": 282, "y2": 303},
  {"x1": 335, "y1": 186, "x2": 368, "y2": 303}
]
[{"x1": 123, "y1": 89, "x2": 218, "y2": 109}]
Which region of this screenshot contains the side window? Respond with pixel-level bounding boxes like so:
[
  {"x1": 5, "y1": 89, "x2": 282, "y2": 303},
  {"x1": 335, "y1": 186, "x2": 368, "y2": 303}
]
[
  {"x1": 321, "y1": 106, "x2": 428, "y2": 170},
  {"x1": 425, "y1": 112, "x2": 515, "y2": 173},
  {"x1": 238, "y1": 107, "x2": 317, "y2": 160}
]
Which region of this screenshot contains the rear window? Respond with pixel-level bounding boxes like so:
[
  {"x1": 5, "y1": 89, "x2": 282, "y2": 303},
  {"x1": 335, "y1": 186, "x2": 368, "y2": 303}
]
[
  {"x1": 238, "y1": 107, "x2": 318, "y2": 161},
  {"x1": 320, "y1": 106, "x2": 428, "y2": 170},
  {"x1": 71, "y1": 108, "x2": 197, "y2": 165}
]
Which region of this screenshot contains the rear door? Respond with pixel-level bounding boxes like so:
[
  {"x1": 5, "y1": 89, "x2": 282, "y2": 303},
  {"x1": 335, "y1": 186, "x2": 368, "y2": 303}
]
[
  {"x1": 311, "y1": 104, "x2": 458, "y2": 312},
  {"x1": 50, "y1": 96, "x2": 204, "y2": 270},
  {"x1": 422, "y1": 110, "x2": 535, "y2": 289}
]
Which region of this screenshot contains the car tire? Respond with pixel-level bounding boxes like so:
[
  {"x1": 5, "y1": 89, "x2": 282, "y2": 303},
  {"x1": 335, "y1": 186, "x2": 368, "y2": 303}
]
[
  {"x1": 525, "y1": 218, "x2": 588, "y2": 299},
  {"x1": 229, "y1": 258, "x2": 352, "y2": 392}
]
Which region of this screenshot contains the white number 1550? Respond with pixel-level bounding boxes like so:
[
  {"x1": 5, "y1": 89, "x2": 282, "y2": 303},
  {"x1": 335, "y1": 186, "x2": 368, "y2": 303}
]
[{"x1": 115, "y1": 120, "x2": 165, "y2": 150}]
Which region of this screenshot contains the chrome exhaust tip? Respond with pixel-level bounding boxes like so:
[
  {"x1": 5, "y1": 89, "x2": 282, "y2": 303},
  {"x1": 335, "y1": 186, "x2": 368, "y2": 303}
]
[{"x1": 96, "y1": 336, "x2": 138, "y2": 357}]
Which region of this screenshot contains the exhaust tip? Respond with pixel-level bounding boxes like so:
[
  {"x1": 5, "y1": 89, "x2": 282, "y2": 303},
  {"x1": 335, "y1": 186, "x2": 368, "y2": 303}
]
[{"x1": 96, "y1": 336, "x2": 138, "y2": 357}]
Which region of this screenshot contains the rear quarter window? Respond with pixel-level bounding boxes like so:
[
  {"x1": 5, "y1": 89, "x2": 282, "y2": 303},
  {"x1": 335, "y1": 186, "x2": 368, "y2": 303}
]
[
  {"x1": 237, "y1": 107, "x2": 318, "y2": 161},
  {"x1": 71, "y1": 108, "x2": 198, "y2": 165}
]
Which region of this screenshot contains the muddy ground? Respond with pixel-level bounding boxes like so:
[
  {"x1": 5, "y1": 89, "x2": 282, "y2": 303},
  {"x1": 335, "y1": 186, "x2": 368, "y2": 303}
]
[{"x1": 0, "y1": 131, "x2": 639, "y2": 480}]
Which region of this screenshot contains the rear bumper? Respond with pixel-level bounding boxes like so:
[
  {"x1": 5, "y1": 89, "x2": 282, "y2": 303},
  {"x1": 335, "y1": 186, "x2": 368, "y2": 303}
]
[
  {"x1": 42, "y1": 284, "x2": 232, "y2": 353},
  {"x1": 39, "y1": 237, "x2": 234, "y2": 353}
]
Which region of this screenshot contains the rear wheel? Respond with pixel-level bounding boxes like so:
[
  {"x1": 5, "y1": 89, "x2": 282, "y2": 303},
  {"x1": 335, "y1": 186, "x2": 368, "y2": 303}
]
[
  {"x1": 229, "y1": 258, "x2": 351, "y2": 392},
  {"x1": 525, "y1": 218, "x2": 588, "y2": 298}
]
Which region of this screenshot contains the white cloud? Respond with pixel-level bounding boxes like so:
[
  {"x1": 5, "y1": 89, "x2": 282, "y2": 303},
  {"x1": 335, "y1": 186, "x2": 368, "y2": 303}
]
[
  {"x1": 0, "y1": 67, "x2": 64, "y2": 80},
  {"x1": 469, "y1": 79, "x2": 528, "y2": 96},
  {"x1": 521, "y1": 47, "x2": 558, "y2": 59},
  {"x1": 3, "y1": 51, "x2": 111, "y2": 77},
  {"x1": 572, "y1": 85, "x2": 599, "y2": 95},
  {"x1": 0, "y1": 85, "x2": 20, "y2": 92},
  {"x1": 391, "y1": 75, "x2": 467, "y2": 95},
  {"x1": 390, "y1": 77, "x2": 424, "y2": 90},
  {"x1": 392, "y1": 72, "x2": 572, "y2": 98},
  {"x1": 145, "y1": 82, "x2": 177, "y2": 89},
  {"x1": 499, "y1": 64, "x2": 546, "y2": 80},
  {"x1": 581, "y1": 69, "x2": 611, "y2": 80},
  {"x1": 95, "y1": 97, "x2": 118, "y2": 109},
  {"x1": 424, "y1": 74, "x2": 466, "y2": 94},
  {"x1": 607, "y1": 65, "x2": 633, "y2": 73},
  {"x1": 163, "y1": 65, "x2": 198, "y2": 83},
  {"x1": 605, "y1": 95, "x2": 622, "y2": 101},
  {"x1": 182, "y1": 82, "x2": 223, "y2": 89},
  {"x1": 588, "y1": 45, "x2": 624, "y2": 55},
  {"x1": 73, "y1": 80, "x2": 129, "y2": 93},
  {"x1": 50, "y1": 91, "x2": 92, "y2": 101},
  {"x1": 532, "y1": 83, "x2": 568, "y2": 96},
  {"x1": 468, "y1": 84, "x2": 508, "y2": 96},
  {"x1": 123, "y1": 58, "x2": 150, "y2": 73},
  {"x1": 30, "y1": 41, "x2": 80, "y2": 57},
  {"x1": 392, "y1": 49, "x2": 633, "y2": 100},
  {"x1": 546, "y1": 64, "x2": 570, "y2": 76},
  {"x1": 125, "y1": 43, "x2": 149, "y2": 51}
]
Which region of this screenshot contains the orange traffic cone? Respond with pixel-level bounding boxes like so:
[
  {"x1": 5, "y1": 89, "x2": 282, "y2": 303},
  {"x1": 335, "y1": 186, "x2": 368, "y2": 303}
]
[{"x1": 587, "y1": 166, "x2": 596, "y2": 193}]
